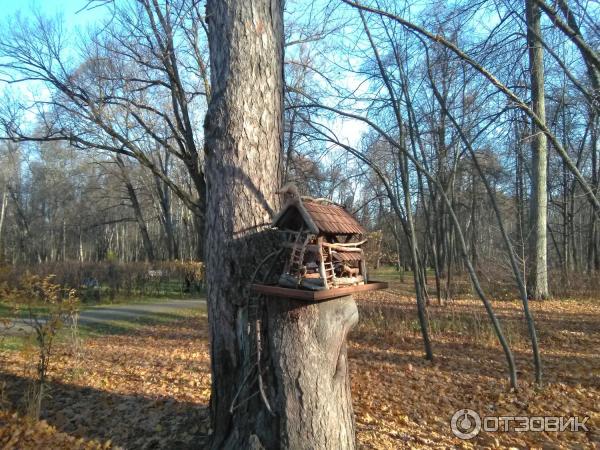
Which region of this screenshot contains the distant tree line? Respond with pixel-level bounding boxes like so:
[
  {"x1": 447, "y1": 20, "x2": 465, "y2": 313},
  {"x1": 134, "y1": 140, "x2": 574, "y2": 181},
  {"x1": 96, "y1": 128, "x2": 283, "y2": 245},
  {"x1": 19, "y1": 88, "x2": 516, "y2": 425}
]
[{"x1": 0, "y1": 140, "x2": 201, "y2": 263}]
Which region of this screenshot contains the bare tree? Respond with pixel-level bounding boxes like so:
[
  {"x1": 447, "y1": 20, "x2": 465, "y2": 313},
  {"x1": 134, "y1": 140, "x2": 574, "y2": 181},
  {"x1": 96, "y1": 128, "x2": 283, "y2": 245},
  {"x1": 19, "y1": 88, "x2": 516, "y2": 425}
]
[
  {"x1": 526, "y1": 0, "x2": 550, "y2": 299},
  {"x1": 0, "y1": 1, "x2": 208, "y2": 258}
]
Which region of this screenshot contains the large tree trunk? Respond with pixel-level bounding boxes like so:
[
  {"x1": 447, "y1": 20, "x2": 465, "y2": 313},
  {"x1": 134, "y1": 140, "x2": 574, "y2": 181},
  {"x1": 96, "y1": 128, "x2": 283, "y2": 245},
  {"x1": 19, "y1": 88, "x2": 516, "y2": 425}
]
[
  {"x1": 203, "y1": 1, "x2": 357, "y2": 448},
  {"x1": 526, "y1": 0, "x2": 549, "y2": 300}
]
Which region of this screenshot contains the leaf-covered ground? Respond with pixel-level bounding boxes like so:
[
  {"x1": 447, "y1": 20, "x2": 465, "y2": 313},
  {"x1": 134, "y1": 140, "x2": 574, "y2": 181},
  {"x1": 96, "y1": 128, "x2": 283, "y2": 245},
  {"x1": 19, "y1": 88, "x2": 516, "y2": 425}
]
[
  {"x1": 1, "y1": 309, "x2": 212, "y2": 449},
  {"x1": 351, "y1": 289, "x2": 599, "y2": 449},
  {"x1": 1, "y1": 287, "x2": 599, "y2": 449}
]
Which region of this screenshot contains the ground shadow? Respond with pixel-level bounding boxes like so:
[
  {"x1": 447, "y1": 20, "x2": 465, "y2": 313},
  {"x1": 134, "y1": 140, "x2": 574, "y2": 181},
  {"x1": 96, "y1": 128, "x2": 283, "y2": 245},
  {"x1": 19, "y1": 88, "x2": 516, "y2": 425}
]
[{"x1": 0, "y1": 372, "x2": 210, "y2": 449}]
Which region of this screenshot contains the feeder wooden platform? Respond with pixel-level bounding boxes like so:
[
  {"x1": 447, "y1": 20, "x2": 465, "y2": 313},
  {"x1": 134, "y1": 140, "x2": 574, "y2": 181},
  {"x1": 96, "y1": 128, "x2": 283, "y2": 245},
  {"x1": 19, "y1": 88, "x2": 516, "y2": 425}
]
[{"x1": 249, "y1": 281, "x2": 388, "y2": 302}]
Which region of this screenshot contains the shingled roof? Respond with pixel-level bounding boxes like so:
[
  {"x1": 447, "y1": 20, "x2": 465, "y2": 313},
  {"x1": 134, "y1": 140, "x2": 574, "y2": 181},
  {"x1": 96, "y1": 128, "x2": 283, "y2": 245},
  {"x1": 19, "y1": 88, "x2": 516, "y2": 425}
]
[{"x1": 273, "y1": 199, "x2": 365, "y2": 235}]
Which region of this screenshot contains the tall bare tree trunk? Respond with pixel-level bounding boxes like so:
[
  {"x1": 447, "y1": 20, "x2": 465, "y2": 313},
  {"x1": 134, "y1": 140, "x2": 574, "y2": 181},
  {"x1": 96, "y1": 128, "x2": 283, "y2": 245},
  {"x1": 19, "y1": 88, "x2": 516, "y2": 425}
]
[
  {"x1": 550, "y1": 0, "x2": 600, "y2": 271},
  {"x1": 0, "y1": 190, "x2": 7, "y2": 261},
  {"x1": 526, "y1": 0, "x2": 550, "y2": 300},
  {"x1": 154, "y1": 150, "x2": 179, "y2": 260},
  {"x1": 590, "y1": 112, "x2": 599, "y2": 271},
  {"x1": 359, "y1": 11, "x2": 432, "y2": 359},
  {"x1": 115, "y1": 156, "x2": 155, "y2": 262},
  {"x1": 78, "y1": 225, "x2": 84, "y2": 262},
  {"x1": 204, "y1": 1, "x2": 357, "y2": 448}
]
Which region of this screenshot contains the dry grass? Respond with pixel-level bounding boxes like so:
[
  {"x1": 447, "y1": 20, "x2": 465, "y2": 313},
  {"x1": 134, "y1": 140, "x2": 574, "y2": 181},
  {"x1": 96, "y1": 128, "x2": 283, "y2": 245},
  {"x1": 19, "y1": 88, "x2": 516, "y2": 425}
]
[
  {"x1": 0, "y1": 274, "x2": 598, "y2": 449},
  {"x1": 351, "y1": 274, "x2": 599, "y2": 449},
  {"x1": 0, "y1": 310, "x2": 211, "y2": 449}
]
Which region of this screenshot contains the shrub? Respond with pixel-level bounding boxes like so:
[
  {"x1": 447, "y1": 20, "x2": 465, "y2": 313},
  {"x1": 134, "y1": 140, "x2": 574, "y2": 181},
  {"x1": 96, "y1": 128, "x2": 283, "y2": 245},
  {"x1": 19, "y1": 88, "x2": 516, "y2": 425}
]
[
  {"x1": 0, "y1": 261, "x2": 205, "y2": 303},
  {"x1": 1, "y1": 275, "x2": 79, "y2": 419}
]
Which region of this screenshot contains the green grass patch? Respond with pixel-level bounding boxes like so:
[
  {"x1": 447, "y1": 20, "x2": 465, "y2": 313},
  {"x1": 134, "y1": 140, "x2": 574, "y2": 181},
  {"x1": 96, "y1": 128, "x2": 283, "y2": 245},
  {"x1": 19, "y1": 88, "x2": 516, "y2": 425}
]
[
  {"x1": 1, "y1": 300, "x2": 205, "y2": 352},
  {"x1": 0, "y1": 303, "x2": 51, "y2": 320},
  {"x1": 0, "y1": 293, "x2": 205, "y2": 321},
  {"x1": 0, "y1": 335, "x2": 29, "y2": 352},
  {"x1": 371, "y1": 266, "x2": 436, "y2": 279},
  {"x1": 78, "y1": 279, "x2": 205, "y2": 304},
  {"x1": 370, "y1": 267, "x2": 427, "y2": 282},
  {"x1": 77, "y1": 307, "x2": 202, "y2": 338}
]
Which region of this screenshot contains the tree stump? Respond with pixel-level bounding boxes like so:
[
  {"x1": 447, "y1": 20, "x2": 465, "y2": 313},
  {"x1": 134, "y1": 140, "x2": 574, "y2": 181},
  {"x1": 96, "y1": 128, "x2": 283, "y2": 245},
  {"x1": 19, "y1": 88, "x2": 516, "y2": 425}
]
[
  {"x1": 266, "y1": 295, "x2": 358, "y2": 449},
  {"x1": 221, "y1": 295, "x2": 359, "y2": 449}
]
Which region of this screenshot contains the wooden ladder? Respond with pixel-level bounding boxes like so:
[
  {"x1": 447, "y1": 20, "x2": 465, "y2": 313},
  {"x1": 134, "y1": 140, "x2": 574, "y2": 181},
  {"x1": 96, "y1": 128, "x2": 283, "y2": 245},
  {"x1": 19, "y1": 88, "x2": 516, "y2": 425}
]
[
  {"x1": 289, "y1": 230, "x2": 310, "y2": 275},
  {"x1": 322, "y1": 245, "x2": 336, "y2": 283}
]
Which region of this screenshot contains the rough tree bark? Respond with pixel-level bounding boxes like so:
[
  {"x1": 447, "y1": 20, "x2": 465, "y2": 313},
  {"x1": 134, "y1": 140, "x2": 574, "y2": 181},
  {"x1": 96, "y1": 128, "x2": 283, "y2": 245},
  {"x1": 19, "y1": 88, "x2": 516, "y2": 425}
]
[
  {"x1": 526, "y1": 0, "x2": 550, "y2": 300},
  {"x1": 204, "y1": 1, "x2": 357, "y2": 448}
]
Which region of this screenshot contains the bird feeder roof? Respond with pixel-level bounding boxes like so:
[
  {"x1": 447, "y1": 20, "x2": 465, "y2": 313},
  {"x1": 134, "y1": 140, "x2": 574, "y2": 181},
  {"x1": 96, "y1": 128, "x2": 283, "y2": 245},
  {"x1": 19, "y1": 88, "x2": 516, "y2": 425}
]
[{"x1": 273, "y1": 199, "x2": 365, "y2": 235}]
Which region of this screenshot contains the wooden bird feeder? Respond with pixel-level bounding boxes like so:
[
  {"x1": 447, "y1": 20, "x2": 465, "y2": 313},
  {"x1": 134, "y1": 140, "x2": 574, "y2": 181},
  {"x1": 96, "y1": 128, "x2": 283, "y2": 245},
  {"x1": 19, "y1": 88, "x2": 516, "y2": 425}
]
[{"x1": 250, "y1": 197, "x2": 387, "y2": 301}]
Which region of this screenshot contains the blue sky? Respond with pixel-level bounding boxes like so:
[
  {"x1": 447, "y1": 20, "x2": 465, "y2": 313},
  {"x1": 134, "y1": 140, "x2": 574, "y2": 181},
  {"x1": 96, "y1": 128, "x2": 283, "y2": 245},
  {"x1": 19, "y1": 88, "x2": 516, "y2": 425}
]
[
  {"x1": 0, "y1": 0, "x2": 106, "y2": 28},
  {"x1": 0, "y1": 1, "x2": 110, "y2": 121},
  {"x1": 0, "y1": 0, "x2": 369, "y2": 149}
]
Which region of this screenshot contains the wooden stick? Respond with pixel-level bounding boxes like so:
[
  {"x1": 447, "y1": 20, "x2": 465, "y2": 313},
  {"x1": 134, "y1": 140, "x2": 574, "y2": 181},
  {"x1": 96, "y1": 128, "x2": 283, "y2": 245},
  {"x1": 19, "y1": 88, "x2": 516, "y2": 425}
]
[
  {"x1": 322, "y1": 239, "x2": 367, "y2": 248},
  {"x1": 329, "y1": 247, "x2": 362, "y2": 253}
]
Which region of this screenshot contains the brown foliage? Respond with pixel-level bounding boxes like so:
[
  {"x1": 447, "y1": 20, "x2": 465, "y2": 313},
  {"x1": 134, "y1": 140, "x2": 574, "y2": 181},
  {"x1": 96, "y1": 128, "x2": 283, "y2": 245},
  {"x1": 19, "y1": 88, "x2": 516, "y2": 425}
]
[
  {"x1": 1, "y1": 286, "x2": 598, "y2": 448},
  {"x1": 1, "y1": 275, "x2": 79, "y2": 419},
  {"x1": 352, "y1": 287, "x2": 599, "y2": 448},
  {"x1": 0, "y1": 410, "x2": 109, "y2": 450}
]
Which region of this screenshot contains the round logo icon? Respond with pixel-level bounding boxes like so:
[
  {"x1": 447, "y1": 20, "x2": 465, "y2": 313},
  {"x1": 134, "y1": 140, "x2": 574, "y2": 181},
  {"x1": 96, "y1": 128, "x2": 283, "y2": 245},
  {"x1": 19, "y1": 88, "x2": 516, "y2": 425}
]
[{"x1": 451, "y1": 409, "x2": 481, "y2": 439}]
